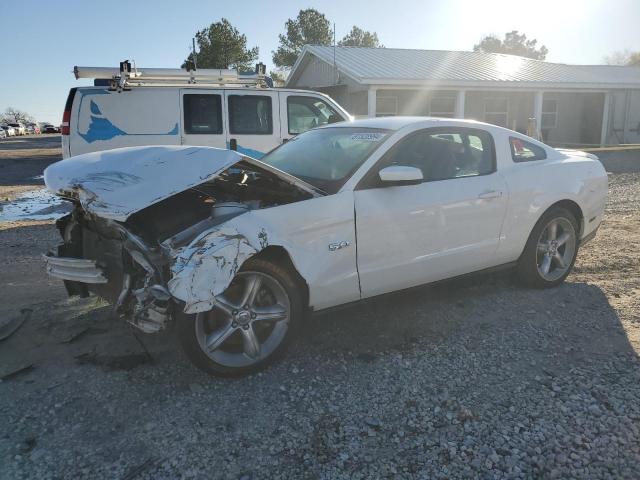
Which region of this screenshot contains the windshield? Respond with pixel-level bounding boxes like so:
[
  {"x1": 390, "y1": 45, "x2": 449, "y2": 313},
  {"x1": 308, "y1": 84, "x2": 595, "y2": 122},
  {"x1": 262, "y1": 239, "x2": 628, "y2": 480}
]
[{"x1": 260, "y1": 127, "x2": 390, "y2": 194}]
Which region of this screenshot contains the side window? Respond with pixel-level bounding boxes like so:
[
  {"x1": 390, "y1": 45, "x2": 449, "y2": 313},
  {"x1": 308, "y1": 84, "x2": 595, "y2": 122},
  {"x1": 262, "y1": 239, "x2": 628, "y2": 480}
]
[
  {"x1": 381, "y1": 128, "x2": 495, "y2": 182},
  {"x1": 287, "y1": 96, "x2": 343, "y2": 134},
  {"x1": 228, "y1": 95, "x2": 273, "y2": 135},
  {"x1": 183, "y1": 94, "x2": 222, "y2": 134},
  {"x1": 510, "y1": 137, "x2": 547, "y2": 162}
]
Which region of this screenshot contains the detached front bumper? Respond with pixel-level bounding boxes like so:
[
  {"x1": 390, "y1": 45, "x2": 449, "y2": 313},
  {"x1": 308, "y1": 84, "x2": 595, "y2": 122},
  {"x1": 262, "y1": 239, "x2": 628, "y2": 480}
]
[{"x1": 43, "y1": 253, "x2": 108, "y2": 284}]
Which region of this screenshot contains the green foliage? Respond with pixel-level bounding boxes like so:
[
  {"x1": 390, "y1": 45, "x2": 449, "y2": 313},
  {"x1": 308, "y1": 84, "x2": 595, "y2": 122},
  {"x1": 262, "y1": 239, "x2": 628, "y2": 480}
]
[
  {"x1": 474, "y1": 30, "x2": 548, "y2": 60},
  {"x1": 338, "y1": 26, "x2": 382, "y2": 48},
  {"x1": 183, "y1": 18, "x2": 259, "y2": 71},
  {"x1": 272, "y1": 9, "x2": 333, "y2": 67}
]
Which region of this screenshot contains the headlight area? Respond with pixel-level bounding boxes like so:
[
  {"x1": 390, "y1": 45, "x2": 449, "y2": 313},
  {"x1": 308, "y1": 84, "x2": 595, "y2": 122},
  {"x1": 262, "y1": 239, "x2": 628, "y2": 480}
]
[{"x1": 46, "y1": 207, "x2": 175, "y2": 333}]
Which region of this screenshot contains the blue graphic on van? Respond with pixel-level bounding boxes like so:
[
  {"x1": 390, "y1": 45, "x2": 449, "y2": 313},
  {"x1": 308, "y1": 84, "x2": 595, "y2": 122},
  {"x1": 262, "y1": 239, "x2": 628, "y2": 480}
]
[
  {"x1": 226, "y1": 141, "x2": 264, "y2": 159},
  {"x1": 77, "y1": 95, "x2": 179, "y2": 143}
]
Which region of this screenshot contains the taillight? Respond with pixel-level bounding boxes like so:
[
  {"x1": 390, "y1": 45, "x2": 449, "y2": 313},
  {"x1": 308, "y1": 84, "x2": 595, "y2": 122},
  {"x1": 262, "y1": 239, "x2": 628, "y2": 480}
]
[
  {"x1": 61, "y1": 110, "x2": 70, "y2": 135},
  {"x1": 61, "y1": 88, "x2": 77, "y2": 136}
]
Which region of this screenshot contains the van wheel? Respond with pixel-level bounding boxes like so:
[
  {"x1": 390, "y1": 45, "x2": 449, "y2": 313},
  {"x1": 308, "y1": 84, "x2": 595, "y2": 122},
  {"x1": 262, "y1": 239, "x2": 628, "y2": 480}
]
[
  {"x1": 517, "y1": 207, "x2": 579, "y2": 288},
  {"x1": 177, "y1": 258, "x2": 303, "y2": 377}
]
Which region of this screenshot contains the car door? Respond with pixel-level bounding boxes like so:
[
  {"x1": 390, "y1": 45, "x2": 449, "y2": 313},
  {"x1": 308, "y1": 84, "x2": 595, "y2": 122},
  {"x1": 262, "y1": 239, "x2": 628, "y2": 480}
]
[
  {"x1": 354, "y1": 127, "x2": 508, "y2": 298},
  {"x1": 225, "y1": 91, "x2": 279, "y2": 159},
  {"x1": 180, "y1": 89, "x2": 227, "y2": 149},
  {"x1": 278, "y1": 92, "x2": 347, "y2": 143}
]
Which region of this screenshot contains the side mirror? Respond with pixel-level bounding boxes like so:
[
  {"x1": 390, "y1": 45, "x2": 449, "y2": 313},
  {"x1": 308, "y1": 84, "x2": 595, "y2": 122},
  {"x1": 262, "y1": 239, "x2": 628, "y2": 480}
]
[{"x1": 378, "y1": 165, "x2": 423, "y2": 186}]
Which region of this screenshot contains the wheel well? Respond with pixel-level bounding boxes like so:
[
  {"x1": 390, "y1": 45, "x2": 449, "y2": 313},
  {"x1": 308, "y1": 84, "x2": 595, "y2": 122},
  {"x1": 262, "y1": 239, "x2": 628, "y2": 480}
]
[
  {"x1": 251, "y1": 246, "x2": 310, "y2": 310},
  {"x1": 547, "y1": 199, "x2": 584, "y2": 237}
]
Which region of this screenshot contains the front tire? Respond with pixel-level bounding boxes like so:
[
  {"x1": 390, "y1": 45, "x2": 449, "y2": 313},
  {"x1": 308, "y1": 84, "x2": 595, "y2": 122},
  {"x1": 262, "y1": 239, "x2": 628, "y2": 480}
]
[
  {"x1": 517, "y1": 207, "x2": 579, "y2": 288},
  {"x1": 178, "y1": 258, "x2": 303, "y2": 377}
]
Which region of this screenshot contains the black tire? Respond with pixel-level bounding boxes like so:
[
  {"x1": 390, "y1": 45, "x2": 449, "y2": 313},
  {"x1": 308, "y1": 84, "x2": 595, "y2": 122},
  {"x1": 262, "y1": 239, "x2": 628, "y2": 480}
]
[
  {"x1": 517, "y1": 207, "x2": 579, "y2": 288},
  {"x1": 177, "y1": 257, "x2": 304, "y2": 377}
]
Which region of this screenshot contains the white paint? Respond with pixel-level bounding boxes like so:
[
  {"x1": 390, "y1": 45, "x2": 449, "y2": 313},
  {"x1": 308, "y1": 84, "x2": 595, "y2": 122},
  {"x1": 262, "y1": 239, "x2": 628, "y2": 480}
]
[
  {"x1": 44, "y1": 145, "x2": 319, "y2": 222},
  {"x1": 167, "y1": 191, "x2": 360, "y2": 313},
  {"x1": 66, "y1": 86, "x2": 351, "y2": 159},
  {"x1": 44, "y1": 146, "x2": 244, "y2": 221},
  {"x1": 48, "y1": 116, "x2": 608, "y2": 316},
  {"x1": 600, "y1": 92, "x2": 611, "y2": 147},
  {"x1": 455, "y1": 90, "x2": 466, "y2": 118},
  {"x1": 367, "y1": 88, "x2": 377, "y2": 118},
  {"x1": 534, "y1": 91, "x2": 544, "y2": 139}
]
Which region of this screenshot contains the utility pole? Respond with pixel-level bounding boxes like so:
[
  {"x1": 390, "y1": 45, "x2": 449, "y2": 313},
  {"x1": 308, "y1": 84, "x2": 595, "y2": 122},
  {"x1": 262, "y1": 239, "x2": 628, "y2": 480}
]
[{"x1": 192, "y1": 37, "x2": 198, "y2": 70}]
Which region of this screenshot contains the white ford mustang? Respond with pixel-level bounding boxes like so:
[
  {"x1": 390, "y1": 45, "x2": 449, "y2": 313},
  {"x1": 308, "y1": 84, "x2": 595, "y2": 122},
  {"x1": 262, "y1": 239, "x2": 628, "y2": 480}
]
[{"x1": 43, "y1": 117, "x2": 608, "y2": 376}]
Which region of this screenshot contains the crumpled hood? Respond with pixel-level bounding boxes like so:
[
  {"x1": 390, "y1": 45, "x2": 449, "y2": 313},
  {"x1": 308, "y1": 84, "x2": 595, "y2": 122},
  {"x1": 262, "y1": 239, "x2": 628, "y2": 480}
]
[{"x1": 44, "y1": 146, "x2": 245, "y2": 221}]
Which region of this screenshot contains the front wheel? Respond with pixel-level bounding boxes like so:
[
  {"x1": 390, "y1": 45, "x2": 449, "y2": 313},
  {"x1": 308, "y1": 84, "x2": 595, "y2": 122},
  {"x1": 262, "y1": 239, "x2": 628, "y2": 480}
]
[
  {"x1": 517, "y1": 207, "x2": 579, "y2": 288},
  {"x1": 177, "y1": 258, "x2": 303, "y2": 377}
]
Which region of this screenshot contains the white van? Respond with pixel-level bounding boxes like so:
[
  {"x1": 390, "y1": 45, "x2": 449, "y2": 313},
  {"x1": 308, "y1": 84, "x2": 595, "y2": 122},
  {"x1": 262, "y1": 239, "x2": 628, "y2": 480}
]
[{"x1": 61, "y1": 64, "x2": 351, "y2": 159}]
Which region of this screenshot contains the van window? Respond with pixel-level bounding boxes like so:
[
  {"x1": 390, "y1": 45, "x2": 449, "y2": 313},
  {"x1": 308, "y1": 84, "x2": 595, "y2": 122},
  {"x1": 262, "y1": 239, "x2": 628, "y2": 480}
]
[
  {"x1": 287, "y1": 96, "x2": 342, "y2": 134},
  {"x1": 228, "y1": 95, "x2": 272, "y2": 135},
  {"x1": 183, "y1": 94, "x2": 222, "y2": 134},
  {"x1": 510, "y1": 137, "x2": 547, "y2": 162}
]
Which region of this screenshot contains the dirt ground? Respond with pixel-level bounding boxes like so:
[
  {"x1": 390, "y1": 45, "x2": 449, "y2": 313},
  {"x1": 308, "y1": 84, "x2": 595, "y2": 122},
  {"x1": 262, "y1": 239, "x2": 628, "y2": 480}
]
[{"x1": 0, "y1": 136, "x2": 639, "y2": 479}]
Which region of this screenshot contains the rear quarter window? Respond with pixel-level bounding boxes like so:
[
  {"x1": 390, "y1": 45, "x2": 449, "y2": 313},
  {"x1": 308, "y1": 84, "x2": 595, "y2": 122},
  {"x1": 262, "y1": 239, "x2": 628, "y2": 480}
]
[{"x1": 510, "y1": 137, "x2": 547, "y2": 162}]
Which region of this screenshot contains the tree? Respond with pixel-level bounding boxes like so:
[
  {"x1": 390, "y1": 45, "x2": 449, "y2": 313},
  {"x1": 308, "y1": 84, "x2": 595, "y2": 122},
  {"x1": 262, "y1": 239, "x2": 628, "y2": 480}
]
[
  {"x1": 604, "y1": 49, "x2": 640, "y2": 66},
  {"x1": 338, "y1": 26, "x2": 382, "y2": 48},
  {"x1": 269, "y1": 69, "x2": 287, "y2": 87},
  {"x1": 473, "y1": 31, "x2": 548, "y2": 60},
  {"x1": 272, "y1": 9, "x2": 333, "y2": 68},
  {"x1": 182, "y1": 18, "x2": 259, "y2": 71},
  {"x1": 1, "y1": 107, "x2": 33, "y2": 124}
]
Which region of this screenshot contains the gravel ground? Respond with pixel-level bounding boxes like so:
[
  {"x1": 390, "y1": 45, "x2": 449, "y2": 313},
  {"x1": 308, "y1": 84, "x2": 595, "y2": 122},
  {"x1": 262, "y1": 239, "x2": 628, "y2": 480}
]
[{"x1": 0, "y1": 138, "x2": 639, "y2": 479}]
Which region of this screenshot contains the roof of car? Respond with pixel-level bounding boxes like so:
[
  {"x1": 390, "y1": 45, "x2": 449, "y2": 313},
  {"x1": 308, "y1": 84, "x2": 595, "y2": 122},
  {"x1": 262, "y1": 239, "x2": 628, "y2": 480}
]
[{"x1": 324, "y1": 116, "x2": 487, "y2": 131}]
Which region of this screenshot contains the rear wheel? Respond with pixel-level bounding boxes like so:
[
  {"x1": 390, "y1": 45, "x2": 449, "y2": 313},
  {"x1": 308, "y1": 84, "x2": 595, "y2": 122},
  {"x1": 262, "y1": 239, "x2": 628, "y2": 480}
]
[
  {"x1": 517, "y1": 207, "x2": 579, "y2": 288},
  {"x1": 178, "y1": 258, "x2": 303, "y2": 377}
]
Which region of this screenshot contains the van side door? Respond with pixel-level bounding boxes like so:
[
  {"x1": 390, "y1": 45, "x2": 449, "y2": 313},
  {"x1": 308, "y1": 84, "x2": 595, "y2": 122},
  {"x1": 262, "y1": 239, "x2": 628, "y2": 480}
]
[
  {"x1": 180, "y1": 89, "x2": 227, "y2": 149},
  {"x1": 278, "y1": 92, "x2": 347, "y2": 143},
  {"x1": 224, "y1": 91, "x2": 279, "y2": 159}
]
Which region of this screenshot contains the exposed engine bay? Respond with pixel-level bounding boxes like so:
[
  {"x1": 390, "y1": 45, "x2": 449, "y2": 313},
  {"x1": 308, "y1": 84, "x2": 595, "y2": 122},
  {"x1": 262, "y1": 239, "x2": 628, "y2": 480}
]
[{"x1": 47, "y1": 160, "x2": 313, "y2": 333}]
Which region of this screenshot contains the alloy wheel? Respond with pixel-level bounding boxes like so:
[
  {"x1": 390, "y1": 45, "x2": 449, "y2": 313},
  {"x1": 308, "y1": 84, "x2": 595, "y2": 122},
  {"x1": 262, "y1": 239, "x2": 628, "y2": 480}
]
[
  {"x1": 536, "y1": 217, "x2": 577, "y2": 282},
  {"x1": 194, "y1": 271, "x2": 290, "y2": 368}
]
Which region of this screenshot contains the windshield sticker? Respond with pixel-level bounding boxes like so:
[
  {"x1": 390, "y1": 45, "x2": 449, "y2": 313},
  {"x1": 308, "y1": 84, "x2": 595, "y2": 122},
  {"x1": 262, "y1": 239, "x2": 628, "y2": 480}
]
[{"x1": 350, "y1": 133, "x2": 384, "y2": 141}]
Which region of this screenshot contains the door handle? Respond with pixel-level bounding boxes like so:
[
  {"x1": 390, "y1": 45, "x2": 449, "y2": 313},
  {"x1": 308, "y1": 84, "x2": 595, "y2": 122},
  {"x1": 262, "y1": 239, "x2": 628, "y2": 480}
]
[
  {"x1": 229, "y1": 138, "x2": 237, "y2": 151},
  {"x1": 478, "y1": 190, "x2": 502, "y2": 200}
]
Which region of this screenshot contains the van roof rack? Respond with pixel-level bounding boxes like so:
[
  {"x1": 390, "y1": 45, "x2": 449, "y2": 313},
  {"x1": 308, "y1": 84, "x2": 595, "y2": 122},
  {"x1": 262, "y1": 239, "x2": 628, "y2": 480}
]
[{"x1": 73, "y1": 60, "x2": 268, "y2": 90}]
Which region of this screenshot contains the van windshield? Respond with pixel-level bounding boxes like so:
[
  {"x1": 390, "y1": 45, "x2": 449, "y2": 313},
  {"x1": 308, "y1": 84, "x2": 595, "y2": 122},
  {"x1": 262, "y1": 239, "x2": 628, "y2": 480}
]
[{"x1": 259, "y1": 127, "x2": 390, "y2": 194}]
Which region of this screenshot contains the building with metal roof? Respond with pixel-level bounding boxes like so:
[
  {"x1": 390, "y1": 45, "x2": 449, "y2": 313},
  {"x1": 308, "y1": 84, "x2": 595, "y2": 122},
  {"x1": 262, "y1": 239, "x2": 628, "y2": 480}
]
[{"x1": 286, "y1": 45, "x2": 640, "y2": 147}]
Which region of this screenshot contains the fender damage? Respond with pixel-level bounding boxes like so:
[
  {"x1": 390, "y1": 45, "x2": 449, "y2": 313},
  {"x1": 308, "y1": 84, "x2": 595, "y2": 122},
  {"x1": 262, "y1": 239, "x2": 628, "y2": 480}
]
[
  {"x1": 166, "y1": 217, "x2": 272, "y2": 314},
  {"x1": 43, "y1": 146, "x2": 319, "y2": 332}
]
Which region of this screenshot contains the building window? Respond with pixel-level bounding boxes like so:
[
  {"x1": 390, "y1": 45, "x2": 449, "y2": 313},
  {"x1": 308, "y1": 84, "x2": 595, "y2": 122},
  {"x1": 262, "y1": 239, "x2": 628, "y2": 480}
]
[
  {"x1": 376, "y1": 96, "x2": 398, "y2": 117},
  {"x1": 429, "y1": 96, "x2": 456, "y2": 118},
  {"x1": 541, "y1": 99, "x2": 558, "y2": 129},
  {"x1": 484, "y1": 97, "x2": 509, "y2": 127},
  {"x1": 228, "y1": 95, "x2": 273, "y2": 135}
]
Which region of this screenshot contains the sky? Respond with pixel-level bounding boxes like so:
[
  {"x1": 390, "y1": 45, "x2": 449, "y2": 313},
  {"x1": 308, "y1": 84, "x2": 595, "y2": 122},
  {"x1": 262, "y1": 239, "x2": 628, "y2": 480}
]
[{"x1": 0, "y1": 0, "x2": 638, "y2": 123}]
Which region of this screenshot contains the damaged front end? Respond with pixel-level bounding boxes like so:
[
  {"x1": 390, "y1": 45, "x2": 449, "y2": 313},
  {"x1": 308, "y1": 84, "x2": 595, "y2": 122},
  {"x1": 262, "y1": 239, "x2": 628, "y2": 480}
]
[
  {"x1": 43, "y1": 149, "x2": 316, "y2": 334},
  {"x1": 46, "y1": 209, "x2": 174, "y2": 333}
]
